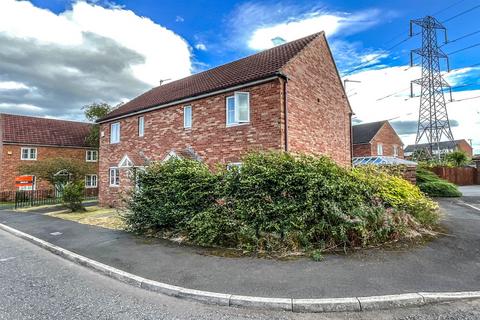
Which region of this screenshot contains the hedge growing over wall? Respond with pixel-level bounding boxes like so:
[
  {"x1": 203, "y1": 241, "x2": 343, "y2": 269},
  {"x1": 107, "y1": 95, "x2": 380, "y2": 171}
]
[{"x1": 124, "y1": 152, "x2": 439, "y2": 255}]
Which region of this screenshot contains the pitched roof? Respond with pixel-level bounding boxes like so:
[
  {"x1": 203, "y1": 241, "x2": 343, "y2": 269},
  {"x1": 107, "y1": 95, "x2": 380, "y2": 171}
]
[
  {"x1": 404, "y1": 140, "x2": 468, "y2": 153},
  {"x1": 352, "y1": 121, "x2": 387, "y2": 144},
  {"x1": 0, "y1": 113, "x2": 94, "y2": 148},
  {"x1": 100, "y1": 32, "x2": 324, "y2": 122}
]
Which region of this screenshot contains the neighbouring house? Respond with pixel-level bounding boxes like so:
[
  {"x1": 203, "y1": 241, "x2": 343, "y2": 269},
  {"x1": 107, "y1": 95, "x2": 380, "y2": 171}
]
[
  {"x1": 97, "y1": 32, "x2": 353, "y2": 207},
  {"x1": 0, "y1": 113, "x2": 99, "y2": 192},
  {"x1": 352, "y1": 120, "x2": 404, "y2": 158},
  {"x1": 404, "y1": 139, "x2": 473, "y2": 158}
]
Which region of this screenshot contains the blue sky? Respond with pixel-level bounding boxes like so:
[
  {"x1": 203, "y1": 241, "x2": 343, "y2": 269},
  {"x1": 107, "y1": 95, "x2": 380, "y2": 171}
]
[
  {"x1": 29, "y1": 0, "x2": 480, "y2": 74},
  {"x1": 1, "y1": 0, "x2": 479, "y2": 152}
]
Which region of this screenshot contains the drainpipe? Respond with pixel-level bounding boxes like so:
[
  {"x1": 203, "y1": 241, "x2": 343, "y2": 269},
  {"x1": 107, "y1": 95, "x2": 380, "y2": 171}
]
[
  {"x1": 276, "y1": 72, "x2": 289, "y2": 152},
  {"x1": 349, "y1": 113, "x2": 353, "y2": 165}
]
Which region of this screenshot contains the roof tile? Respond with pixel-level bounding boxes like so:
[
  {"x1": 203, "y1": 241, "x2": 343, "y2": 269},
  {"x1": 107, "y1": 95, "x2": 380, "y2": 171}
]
[
  {"x1": 1, "y1": 113, "x2": 94, "y2": 148},
  {"x1": 101, "y1": 32, "x2": 323, "y2": 122}
]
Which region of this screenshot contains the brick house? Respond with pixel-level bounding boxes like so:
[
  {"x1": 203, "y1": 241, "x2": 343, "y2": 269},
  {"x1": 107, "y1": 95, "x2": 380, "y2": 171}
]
[
  {"x1": 352, "y1": 120, "x2": 404, "y2": 158},
  {"x1": 0, "y1": 113, "x2": 99, "y2": 191},
  {"x1": 97, "y1": 32, "x2": 353, "y2": 207},
  {"x1": 404, "y1": 139, "x2": 473, "y2": 158}
]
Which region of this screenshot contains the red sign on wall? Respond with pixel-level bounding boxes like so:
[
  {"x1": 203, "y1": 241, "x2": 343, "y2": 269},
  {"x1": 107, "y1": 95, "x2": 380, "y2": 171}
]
[{"x1": 15, "y1": 176, "x2": 35, "y2": 188}]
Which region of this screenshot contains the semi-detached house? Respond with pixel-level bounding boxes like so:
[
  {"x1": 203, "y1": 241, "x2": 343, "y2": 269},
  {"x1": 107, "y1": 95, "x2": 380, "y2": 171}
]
[
  {"x1": 97, "y1": 32, "x2": 353, "y2": 207},
  {"x1": 0, "y1": 113, "x2": 99, "y2": 192}
]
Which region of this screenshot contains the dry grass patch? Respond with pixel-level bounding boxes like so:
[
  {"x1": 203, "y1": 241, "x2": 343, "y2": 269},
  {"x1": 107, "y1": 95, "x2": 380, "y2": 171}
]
[{"x1": 48, "y1": 206, "x2": 125, "y2": 230}]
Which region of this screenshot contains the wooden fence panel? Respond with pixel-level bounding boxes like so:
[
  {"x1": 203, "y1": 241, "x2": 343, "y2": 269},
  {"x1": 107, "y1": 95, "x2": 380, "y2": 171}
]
[{"x1": 430, "y1": 167, "x2": 478, "y2": 185}]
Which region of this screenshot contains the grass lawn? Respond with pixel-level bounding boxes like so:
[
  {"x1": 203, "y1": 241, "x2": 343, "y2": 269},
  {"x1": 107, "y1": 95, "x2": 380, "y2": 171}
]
[{"x1": 48, "y1": 206, "x2": 125, "y2": 230}]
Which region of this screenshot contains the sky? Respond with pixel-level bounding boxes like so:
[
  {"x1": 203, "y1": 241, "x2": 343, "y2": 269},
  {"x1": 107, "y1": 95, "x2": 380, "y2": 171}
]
[{"x1": 0, "y1": 0, "x2": 479, "y2": 154}]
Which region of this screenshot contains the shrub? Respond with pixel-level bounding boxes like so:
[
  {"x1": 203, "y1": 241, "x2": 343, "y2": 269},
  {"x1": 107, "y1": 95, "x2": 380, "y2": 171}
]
[
  {"x1": 62, "y1": 181, "x2": 85, "y2": 212},
  {"x1": 445, "y1": 151, "x2": 470, "y2": 167},
  {"x1": 353, "y1": 166, "x2": 439, "y2": 226},
  {"x1": 124, "y1": 158, "x2": 218, "y2": 233},
  {"x1": 416, "y1": 168, "x2": 462, "y2": 198},
  {"x1": 125, "y1": 152, "x2": 440, "y2": 255}
]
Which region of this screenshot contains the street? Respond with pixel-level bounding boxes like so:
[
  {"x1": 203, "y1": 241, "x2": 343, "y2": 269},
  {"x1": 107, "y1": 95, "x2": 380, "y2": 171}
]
[{"x1": 0, "y1": 228, "x2": 479, "y2": 320}]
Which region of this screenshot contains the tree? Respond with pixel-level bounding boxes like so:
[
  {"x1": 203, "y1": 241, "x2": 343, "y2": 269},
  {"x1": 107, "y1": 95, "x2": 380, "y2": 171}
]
[
  {"x1": 82, "y1": 102, "x2": 113, "y2": 148},
  {"x1": 19, "y1": 158, "x2": 93, "y2": 212},
  {"x1": 445, "y1": 151, "x2": 470, "y2": 167},
  {"x1": 19, "y1": 157, "x2": 91, "y2": 187}
]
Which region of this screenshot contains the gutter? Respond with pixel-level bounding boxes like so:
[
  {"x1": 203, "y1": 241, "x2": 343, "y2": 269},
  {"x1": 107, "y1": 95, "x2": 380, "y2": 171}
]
[
  {"x1": 98, "y1": 75, "x2": 282, "y2": 124},
  {"x1": 276, "y1": 72, "x2": 289, "y2": 152}
]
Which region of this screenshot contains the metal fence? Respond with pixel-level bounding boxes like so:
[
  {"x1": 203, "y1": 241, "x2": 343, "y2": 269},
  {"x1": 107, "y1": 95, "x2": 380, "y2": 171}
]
[{"x1": 0, "y1": 188, "x2": 98, "y2": 210}]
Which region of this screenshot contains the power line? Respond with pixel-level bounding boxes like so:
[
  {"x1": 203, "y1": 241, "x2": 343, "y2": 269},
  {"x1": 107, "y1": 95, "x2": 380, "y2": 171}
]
[
  {"x1": 442, "y1": 4, "x2": 480, "y2": 23},
  {"x1": 447, "y1": 41, "x2": 480, "y2": 55},
  {"x1": 432, "y1": 0, "x2": 467, "y2": 17},
  {"x1": 441, "y1": 29, "x2": 480, "y2": 47},
  {"x1": 342, "y1": 35, "x2": 417, "y2": 76}
]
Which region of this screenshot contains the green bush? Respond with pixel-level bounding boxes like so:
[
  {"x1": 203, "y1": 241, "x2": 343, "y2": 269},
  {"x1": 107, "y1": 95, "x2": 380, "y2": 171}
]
[
  {"x1": 353, "y1": 166, "x2": 439, "y2": 226},
  {"x1": 416, "y1": 168, "x2": 462, "y2": 198},
  {"x1": 125, "y1": 152, "x2": 439, "y2": 255},
  {"x1": 62, "y1": 181, "x2": 85, "y2": 212}
]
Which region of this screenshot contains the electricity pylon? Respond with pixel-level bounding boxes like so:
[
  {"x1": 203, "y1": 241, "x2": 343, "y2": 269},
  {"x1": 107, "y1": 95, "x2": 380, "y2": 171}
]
[{"x1": 410, "y1": 16, "x2": 454, "y2": 160}]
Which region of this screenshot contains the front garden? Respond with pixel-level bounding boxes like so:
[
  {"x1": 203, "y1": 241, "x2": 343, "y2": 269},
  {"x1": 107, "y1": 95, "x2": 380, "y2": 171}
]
[{"x1": 123, "y1": 152, "x2": 440, "y2": 258}]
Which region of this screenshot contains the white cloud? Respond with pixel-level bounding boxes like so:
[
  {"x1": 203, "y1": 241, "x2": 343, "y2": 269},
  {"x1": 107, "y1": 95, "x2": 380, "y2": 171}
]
[
  {"x1": 195, "y1": 43, "x2": 207, "y2": 51},
  {"x1": 0, "y1": 0, "x2": 192, "y2": 119},
  {"x1": 0, "y1": 81, "x2": 28, "y2": 90},
  {"x1": 0, "y1": 103, "x2": 43, "y2": 112},
  {"x1": 346, "y1": 66, "x2": 480, "y2": 154},
  {"x1": 246, "y1": 8, "x2": 383, "y2": 50}
]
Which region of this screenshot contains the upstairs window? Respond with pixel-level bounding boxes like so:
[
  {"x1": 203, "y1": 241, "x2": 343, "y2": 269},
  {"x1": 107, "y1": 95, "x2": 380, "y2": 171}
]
[
  {"x1": 21, "y1": 147, "x2": 37, "y2": 160},
  {"x1": 393, "y1": 145, "x2": 399, "y2": 157},
  {"x1": 86, "y1": 150, "x2": 98, "y2": 162},
  {"x1": 110, "y1": 122, "x2": 120, "y2": 144},
  {"x1": 226, "y1": 92, "x2": 250, "y2": 126},
  {"x1": 377, "y1": 143, "x2": 383, "y2": 156},
  {"x1": 138, "y1": 116, "x2": 145, "y2": 137},
  {"x1": 184, "y1": 105, "x2": 192, "y2": 128}
]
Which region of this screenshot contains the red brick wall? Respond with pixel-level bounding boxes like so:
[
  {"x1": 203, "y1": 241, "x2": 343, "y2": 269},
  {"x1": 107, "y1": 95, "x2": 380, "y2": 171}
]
[
  {"x1": 99, "y1": 81, "x2": 284, "y2": 206},
  {"x1": 456, "y1": 140, "x2": 473, "y2": 157},
  {"x1": 353, "y1": 122, "x2": 404, "y2": 158},
  {"x1": 0, "y1": 144, "x2": 98, "y2": 191},
  {"x1": 281, "y1": 34, "x2": 352, "y2": 166},
  {"x1": 352, "y1": 143, "x2": 372, "y2": 157}
]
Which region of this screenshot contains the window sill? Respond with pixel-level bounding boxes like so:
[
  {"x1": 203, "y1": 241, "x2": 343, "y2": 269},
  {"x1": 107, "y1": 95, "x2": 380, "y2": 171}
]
[
  {"x1": 86, "y1": 160, "x2": 98, "y2": 163},
  {"x1": 226, "y1": 122, "x2": 250, "y2": 128},
  {"x1": 109, "y1": 185, "x2": 120, "y2": 188},
  {"x1": 85, "y1": 186, "x2": 98, "y2": 189},
  {"x1": 21, "y1": 159, "x2": 37, "y2": 161}
]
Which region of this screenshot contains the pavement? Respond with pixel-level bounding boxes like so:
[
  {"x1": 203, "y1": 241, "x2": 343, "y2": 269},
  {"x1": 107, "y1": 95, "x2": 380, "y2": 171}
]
[
  {"x1": 0, "y1": 189, "x2": 479, "y2": 301},
  {"x1": 1, "y1": 228, "x2": 479, "y2": 320}
]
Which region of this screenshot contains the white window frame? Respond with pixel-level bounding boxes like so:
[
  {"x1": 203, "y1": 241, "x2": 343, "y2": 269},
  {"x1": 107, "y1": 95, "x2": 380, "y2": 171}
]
[
  {"x1": 86, "y1": 150, "x2": 98, "y2": 162},
  {"x1": 393, "y1": 145, "x2": 399, "y2": 157},
  {"x1": 227, "y1": 162, "x2": 243, "y2": 171},
  {"x1": 109, "y1": 167, "x2": 120, "y2": 187},
  {"x1": 20, "y1": 147, "x2": 37, "y2": 160},
  {"x1": 226, "y1": 92, "x2": 250, "y2": 126},
  {"x1": 110, "y1": 122, "x2": 120, "y2": 144},
  {"x1": 85, "y1": 174, "x2": 98, "y2": 188},
  {"x1": 184, "y1": 105, "x2": 192, "y2": 129},
  {"x1": 138, "y1": 116, "x2": 145, "y2": 137},
  {"x1": 377, "y1": 143, "x2": 384, "y2": 156}
]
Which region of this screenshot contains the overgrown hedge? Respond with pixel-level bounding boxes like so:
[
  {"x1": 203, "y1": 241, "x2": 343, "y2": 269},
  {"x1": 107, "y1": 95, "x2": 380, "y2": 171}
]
[
  {"x1": 124, "y1": 152, "x2": 439, "y2": 255},
  {"x1": 416, "y1": 168, "x2": 462, "y2": 197}
]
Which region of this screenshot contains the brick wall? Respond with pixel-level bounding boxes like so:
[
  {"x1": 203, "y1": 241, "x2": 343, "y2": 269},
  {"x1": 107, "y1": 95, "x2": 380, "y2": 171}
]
[
  {"x1": 456, "y1": 140, "x2": 473, "y2": 157},
  {"x1": 0, "y1": 144, "x2": 98, "y2": 191},
  {"x1": 281, "y1": 33, "x2": 352, "y2": 167},
  {"x1": 353, "y1": 122, "x2": 404, "y2": 158},
  {"x1": 99, "y1": 81, "x2": 284, "y2": 206},
  {"x1": 352, "y1": 143, "x2": 371, "y2": 157}
]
